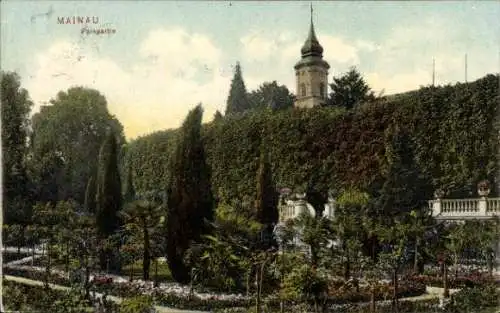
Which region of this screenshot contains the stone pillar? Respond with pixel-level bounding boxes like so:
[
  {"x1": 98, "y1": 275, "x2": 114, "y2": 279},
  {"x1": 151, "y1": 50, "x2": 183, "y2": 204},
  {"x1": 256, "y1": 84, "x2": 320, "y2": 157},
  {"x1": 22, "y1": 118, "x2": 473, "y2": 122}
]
[
  {"x1": 431, "y1": 199, "x2": 442, "y2": 216},
  {"x1": 478, "y1": 197, "x2": 487, "y2": 216}
]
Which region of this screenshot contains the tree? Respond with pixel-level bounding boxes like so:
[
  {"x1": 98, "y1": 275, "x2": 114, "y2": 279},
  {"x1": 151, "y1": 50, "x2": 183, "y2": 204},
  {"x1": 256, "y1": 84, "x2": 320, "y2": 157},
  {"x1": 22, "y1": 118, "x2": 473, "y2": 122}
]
[
  {"x1": 376, "y1": 128, "x2": 429, "y2": 220},
  {"x1": 1, "y1": 71, "x2": 33, "y2": 225},
  {"x1": 123, "y1": 163, "x2": 136, "y2": 203},
  {"x1": 167, "y1": 104, "x2": 214, "y2": 283},
  {"x1": 225, "y1": 62, "x2": 251, "y2": 115},
  {"x1": 248, "y1": 81, "x2": 295, "y2": 111},
  {"x1": 30, "y1": 87, "x2": 124, "y2": 205},
  {"x1": 378, "y1": 220, "x2": 413, "y2": 313},
  {"x1": 333, "y1": 188, "x2": 370, "y2": 280},
  {"x1": 96, "y1": 130, "x2": 123, "y2": 272},
  {"x1": 254, "y1": 145, "x2": 279, "y2": 247},
  {"x1": 327, "y1": 67, "x2": 375, "y2": 109},
  {"x1": 213, "y1": 110, "x2": 223, "y2": 122},
  {"x1": 121, "y1": 198, "x2": 164, "y2": 281}
]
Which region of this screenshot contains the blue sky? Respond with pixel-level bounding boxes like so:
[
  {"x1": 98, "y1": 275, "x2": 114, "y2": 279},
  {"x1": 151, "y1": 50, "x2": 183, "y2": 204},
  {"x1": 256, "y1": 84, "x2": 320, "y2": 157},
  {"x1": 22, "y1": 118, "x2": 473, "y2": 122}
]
[{"x1": 1, "y1": 1, "x2": 499, "y2": 139}]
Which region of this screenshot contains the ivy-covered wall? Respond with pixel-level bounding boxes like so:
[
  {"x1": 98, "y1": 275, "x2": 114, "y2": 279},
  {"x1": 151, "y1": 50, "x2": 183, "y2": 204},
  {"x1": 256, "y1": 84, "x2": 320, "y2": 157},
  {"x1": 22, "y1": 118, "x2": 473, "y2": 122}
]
[{"x1": 124, "y1": 74, "x2": 499, "y2": 202}]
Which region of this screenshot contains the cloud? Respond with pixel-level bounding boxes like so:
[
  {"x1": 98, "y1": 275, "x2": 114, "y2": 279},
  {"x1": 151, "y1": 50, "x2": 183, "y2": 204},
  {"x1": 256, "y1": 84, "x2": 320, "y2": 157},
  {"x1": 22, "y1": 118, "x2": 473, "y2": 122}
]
[
  {"x1": 362, "y1": 16, "x2": 496, "y2": 94},
  {"x1": 25, "y1": 28, "x2": 230, "y2": 139},
  {"x1": 23, "y1": 17, "x2": 497, "y2": 139}
]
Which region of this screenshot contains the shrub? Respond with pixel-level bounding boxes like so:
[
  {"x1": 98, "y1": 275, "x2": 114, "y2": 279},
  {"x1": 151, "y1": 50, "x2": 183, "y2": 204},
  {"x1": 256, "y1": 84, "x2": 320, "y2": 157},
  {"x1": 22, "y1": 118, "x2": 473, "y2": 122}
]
[
  {"x1": 445, "y1": 284, "x2": 499, "y2": 312},
  {"x1": 119, "y1": 295, "x2": 157, "y2": 313}
]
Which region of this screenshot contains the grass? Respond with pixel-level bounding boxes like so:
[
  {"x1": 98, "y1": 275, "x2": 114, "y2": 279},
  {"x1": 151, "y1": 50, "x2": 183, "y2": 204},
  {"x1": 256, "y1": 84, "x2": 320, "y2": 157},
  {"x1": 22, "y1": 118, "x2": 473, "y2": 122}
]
[{"x1": 120, "y1": 259, "x2": 173, "y2": 282}]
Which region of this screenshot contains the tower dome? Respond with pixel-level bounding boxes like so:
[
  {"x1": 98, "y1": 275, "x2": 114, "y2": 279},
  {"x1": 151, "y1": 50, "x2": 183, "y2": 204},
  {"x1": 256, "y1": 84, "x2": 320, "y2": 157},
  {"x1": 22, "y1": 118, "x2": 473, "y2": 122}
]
[{"x1": 300, "y1": 20, "x2": 324, "y2": 58}]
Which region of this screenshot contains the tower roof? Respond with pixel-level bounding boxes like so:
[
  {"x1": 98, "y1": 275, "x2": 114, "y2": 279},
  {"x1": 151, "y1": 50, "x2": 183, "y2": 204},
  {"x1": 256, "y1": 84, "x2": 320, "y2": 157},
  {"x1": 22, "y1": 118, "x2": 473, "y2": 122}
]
[{"x1": 300, "y1": 5, "x2": 324, "y2": 58}]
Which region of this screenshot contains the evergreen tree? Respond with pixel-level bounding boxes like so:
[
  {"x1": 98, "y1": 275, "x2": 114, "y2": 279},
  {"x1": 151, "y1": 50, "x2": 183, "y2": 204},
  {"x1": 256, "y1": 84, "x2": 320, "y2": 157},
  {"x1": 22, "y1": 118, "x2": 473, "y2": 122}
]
[
  {"x1": 327, "y1": 67, "x2": 375, "y2": 109},
  {"x1": 225, "y1": 62, "x2": 251, "y2": 115},
  {"x1": 248, "y1": 81, "x2": 295, "y2": 111},
  {"x1": 167, "y1": 104, "x2": 214, "y2": 283},
  {"x1": 96, "y1": 130, "x2": 122, "y2": 272},
  {"x1": 376, "y1": 128, "x2": 429, "y2": 222},
  {"x1": 1, "y1": 71, "x2": 33, "y2": 225},
  {"x1": 213, "y1": 110, "x2": 223, "y2": 122},
  {"x1": 254, "y1": 144, "x2": 279, "y2": 247},
  {"x1": 124, "y1": 163, "x2": 136, "y2": 203}
]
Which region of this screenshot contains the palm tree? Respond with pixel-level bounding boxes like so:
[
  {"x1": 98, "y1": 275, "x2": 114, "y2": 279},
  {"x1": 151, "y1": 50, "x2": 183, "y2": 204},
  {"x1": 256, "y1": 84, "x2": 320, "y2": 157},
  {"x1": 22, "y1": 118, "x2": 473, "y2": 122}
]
[{"x1": 120, "y1": 199, "x2": 164, "y2": 280}]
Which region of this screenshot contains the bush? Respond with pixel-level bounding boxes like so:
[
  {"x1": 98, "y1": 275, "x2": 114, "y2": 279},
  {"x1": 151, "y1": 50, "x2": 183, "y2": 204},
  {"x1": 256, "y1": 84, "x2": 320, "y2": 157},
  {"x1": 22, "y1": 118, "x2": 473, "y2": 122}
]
[
  {"x1": 119, "y1": 295, "x2": 157, "y2": 313},
  {"x1": 445, "y1": 284, "x2": 499, "y2": 312},
  {"x1": 3, "y1": 280, "x2": 93, "y2": 313}
]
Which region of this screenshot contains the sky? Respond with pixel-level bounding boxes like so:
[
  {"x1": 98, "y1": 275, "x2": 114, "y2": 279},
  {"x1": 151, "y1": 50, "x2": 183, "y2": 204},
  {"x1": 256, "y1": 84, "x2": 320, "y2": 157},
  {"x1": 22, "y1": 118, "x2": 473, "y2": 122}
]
[{"x1": 1, "y1": 1, "x2": 499, "y2": 140}]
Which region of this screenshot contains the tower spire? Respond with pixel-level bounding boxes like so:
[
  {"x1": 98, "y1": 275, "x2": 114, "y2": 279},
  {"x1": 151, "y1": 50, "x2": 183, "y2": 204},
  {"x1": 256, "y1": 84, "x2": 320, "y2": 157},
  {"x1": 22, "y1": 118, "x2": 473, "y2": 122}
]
[
  {"x1": 301, "y1": 3, "x2": 323, "y2": 58},
  {"x1": 310, "y1": 3, "x2": 313, "y2": 26}
]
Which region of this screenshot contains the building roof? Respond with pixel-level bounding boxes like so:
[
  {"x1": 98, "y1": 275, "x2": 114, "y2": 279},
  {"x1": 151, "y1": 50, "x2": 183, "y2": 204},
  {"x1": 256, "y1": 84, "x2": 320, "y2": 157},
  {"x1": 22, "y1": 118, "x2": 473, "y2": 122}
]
[{"x1": 300, "y1": 17, "x2": 324, "y2": 58}]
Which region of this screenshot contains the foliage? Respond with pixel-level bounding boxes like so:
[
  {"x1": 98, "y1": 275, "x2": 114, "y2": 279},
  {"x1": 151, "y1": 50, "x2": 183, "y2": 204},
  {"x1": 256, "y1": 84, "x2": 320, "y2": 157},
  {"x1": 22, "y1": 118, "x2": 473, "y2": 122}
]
[
  {"x1": 167, "y1": 104, "x2": 214, "y2": 283},
  {"x1": 248, "y1": 81, "x2": 295, "y2": 111},
  {"x1": 282, "y1": 263, "x2": 328, "y2": 308},
  {"x1": 124, "y1": 129, "x2": 176, "y2": 196},
  {"x1": 120, "y1": 197, "x2": 165, "y2": 280},
  {"x1": 127, "y1": 75, "x2": 498, "y2": 207},
  {"x1": 96, "y1": 130, "x2": 123, "y2": 272},
  {"x1": 30, "y1": 86, "x2": 124, "y2": 205},
  {"x1": 1, "y1": 71, "x2": 33, "y2": 225},
  {"x1": 375, "y1": 127, "x2": 430, "y2": 221},
  {"x1": 3, "y1": 280, "x2": 92, "y2": 313},
  {"x1": 119, "y1": 295, "x2": 157, "y2": 313},
  {"x1": 254, "y1": 145, "x2": 279, "y2": 237},
  {"x1": 226, "y1": 62, "x2": 251, "y2": 115},
  {"x1": 327, "y1": 67, "x2": 375, "y2": 109},
  {"x1": 445, "y1": 284, "x2": 499, "y2": 312}
]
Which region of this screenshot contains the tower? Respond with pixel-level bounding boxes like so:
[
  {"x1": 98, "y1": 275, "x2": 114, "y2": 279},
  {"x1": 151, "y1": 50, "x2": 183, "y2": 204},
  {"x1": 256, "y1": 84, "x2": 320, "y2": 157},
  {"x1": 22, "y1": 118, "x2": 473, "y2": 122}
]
[{"x1": 294, "y1": 5, "x2": 330, "y2": 108}]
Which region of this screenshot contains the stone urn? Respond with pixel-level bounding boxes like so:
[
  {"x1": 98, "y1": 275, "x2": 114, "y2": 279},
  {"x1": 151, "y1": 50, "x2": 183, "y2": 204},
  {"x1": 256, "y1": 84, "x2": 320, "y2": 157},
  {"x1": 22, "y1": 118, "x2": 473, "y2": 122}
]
[
  {"x1": 434, "y1": 189, "x2": 445, "y2": 200},
  {"x1": 477, "y1": 180, "x2": 490, "y2": 197}
]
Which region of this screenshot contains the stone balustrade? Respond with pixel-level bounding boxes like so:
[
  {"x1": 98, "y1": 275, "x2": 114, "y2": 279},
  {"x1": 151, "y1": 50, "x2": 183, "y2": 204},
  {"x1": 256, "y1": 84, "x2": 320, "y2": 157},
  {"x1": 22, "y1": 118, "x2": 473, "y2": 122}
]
[
  {"x1": 278, "y1": 198, "x2": 336, "y2": 223},
  {"x1": 430, "y1": 197, "x2": 500, "y2": 220},
  {"x1": 280, "y1": 196, "x2": 500, "y2": 222}
]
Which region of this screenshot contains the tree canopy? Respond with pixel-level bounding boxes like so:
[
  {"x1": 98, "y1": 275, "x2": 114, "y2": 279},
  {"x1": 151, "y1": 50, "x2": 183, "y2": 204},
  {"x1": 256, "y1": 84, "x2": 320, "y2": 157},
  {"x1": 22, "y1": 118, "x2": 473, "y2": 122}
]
[
  {"x1": 30, "y1": 87, "x2": 125, "y2": 205},
  {"x1": 225, "y1": 62, "x2": 251, "y2": 115},
  {"x1": 167, "y1": 104, "x2": 214, "y2": 283},
  {"x1": 1, "y1": 71, "x2": 33, "y2": 224},
  {"x1": 327, "y1": 67, "x2": 375, "y2": 109},
  {"x1": 248, "y1": 81, "x2": 295, "y2": 111},
  {"x1": 127, "y1": 74, "x2": 499, "y2": 207}
]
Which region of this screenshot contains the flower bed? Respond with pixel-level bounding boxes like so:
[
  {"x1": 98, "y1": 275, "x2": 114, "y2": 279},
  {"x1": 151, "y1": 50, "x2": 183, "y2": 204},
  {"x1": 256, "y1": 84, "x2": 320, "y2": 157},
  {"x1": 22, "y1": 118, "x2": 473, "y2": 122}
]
[
  {"x1": 326, "y1": 280, "x2": 426, "y2": 304},
  {"x1": 409, "y1": 272, "x2": 495, "y2": 289},
  {"x1": 214, "y1": 298, "x2": 442, "y2": 313}
]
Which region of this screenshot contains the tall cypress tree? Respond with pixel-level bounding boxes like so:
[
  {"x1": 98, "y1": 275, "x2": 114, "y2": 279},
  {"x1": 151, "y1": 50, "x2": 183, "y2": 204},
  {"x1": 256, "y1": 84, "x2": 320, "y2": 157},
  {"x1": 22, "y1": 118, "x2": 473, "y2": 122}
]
[
  {"x1": 255, "y1": 145, "x2": 278, "y2": 224},
  {"x1": 376, "y1": 128, "x2": 429, "y2": 222},
  {"x1": 225, "y1": 62, "x2": 251, "y2": 115},
  {"x1": 254, "y1": 144, "x2": 279, "y2": 248},
  {"x1": 96, "y1": 130, "x2": 122, "y2": 272},
  {"x1": 124, "y1": 163, "x2": 136, "y2": 203},
  {"x1": 167, "y1": 104, "x2": 214, "y2": 283}
]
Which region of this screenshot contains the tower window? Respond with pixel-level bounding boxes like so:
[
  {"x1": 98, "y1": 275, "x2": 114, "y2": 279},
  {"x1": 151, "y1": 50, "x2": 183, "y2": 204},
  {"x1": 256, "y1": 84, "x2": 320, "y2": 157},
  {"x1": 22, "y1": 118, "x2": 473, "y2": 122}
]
[
  {"x1": 320, "y1": 83, "x2": 325, "y2": 99},
  {"x1": 301, "y1": 83, "x2": 306, "y2": 97}
]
